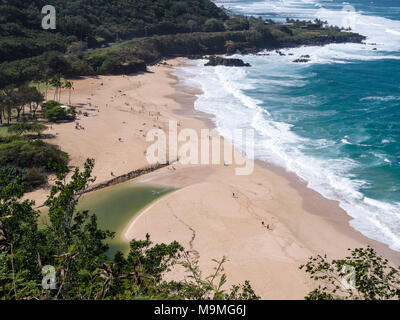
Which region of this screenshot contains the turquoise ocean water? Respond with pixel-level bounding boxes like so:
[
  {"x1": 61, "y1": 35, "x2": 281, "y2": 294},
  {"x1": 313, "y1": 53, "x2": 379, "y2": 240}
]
[{"x1": 176, "y1": 0, "x2": 400, "y2": 250}]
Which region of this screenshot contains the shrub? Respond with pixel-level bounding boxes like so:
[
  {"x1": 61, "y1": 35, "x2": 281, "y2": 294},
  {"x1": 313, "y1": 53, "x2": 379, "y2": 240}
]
[
  {"x1": 44, "y1": 105, "x2": 68, "y2": 122},
  {"x1": 69, "y1": 106, "x2": 77, "y2": 117},
  {"x1": 25, "y1": 167, "x2": 47, "y2": 189},
  {"x1": 0, "y1": 136, "x2": 69, "y2": 172},
  {"x1": 42, "y1": 100, "x2": 62, "y2": 111},
  {"x1": 8, "y1": 123, "x2": 47, "y2": 136}
]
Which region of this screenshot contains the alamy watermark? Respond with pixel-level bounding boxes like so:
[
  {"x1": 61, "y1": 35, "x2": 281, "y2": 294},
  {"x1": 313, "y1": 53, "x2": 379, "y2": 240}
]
[
  {"x1": 340, "y1": 265, "x2": 356, "y2": 291},
  {"x1": 41, "y1": 5, "x2": 56, "y2": 30},
  {"x1": 42, "y1": 265, "x2": 56, "y2": 290},
  {"x1": 145, "y1": 121, "x2": 255, "y2": 176}
]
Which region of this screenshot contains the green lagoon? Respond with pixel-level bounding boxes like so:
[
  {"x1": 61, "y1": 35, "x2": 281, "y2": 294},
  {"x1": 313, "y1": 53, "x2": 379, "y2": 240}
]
[{"x1": 41, "y1": 182, "x2": 175, "y2": 257}]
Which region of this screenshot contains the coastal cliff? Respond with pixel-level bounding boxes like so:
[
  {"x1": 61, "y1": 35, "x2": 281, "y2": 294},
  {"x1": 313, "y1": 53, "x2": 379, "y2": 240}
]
[
  {"x1": 82, "y1": 26, "x2": 365, "y2": 75},
  {"x1": 0, "y1": 24, "x2": 365, "y2": 87}
]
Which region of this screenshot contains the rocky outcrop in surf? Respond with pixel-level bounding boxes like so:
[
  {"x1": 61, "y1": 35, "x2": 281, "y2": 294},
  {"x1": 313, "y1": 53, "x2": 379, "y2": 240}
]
[
  {"x1": 293, "y1": 55, "x2": 311, "y2": 63},
  {"x1": 205, "y1": 56, "x2": 251, "y2": 67}
]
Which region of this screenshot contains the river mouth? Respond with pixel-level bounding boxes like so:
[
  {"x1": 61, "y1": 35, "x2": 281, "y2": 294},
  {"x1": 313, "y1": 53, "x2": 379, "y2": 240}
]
[{"x1": 40, "y1": 181, "x2": 176, "y2": 257}]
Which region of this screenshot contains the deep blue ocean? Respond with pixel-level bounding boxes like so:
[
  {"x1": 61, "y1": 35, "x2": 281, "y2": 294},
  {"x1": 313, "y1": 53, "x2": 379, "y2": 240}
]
[{"x1": 176, "y1": 0, "x2": 400, "y2": 251}]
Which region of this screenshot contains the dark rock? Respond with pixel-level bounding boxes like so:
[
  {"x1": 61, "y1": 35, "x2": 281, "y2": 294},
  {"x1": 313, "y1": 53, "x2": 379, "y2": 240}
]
[
  {"x1": 277, "y1": 33, "x2": 366, "y2": 49},
  {"x1": 205, "y1": 56, "x2": 251, "y2": 67},
  {"x1": 293, "y1": 58, "x2": 311, "y2": 63},
  {"x1": 243, "y1": 47, "x2": 259, "y2": 55},
  {"x1": 300, "y1": 55, "x2": 311, "y2": 58}
]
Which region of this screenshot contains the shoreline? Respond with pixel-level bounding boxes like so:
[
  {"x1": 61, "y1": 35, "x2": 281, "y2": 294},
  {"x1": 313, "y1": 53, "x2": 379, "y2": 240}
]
[
  {"x1": 26, "y1": 58, "x2": 399, "y2": 299},
  {"x1": 169, "y1": 59, "x2": 400, "y2": 263}
]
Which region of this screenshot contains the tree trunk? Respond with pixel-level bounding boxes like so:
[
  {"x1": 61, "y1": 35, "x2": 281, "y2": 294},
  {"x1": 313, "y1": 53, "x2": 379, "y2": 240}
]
[{"x1": 16, "y1": 108, "x2": 21, "y2": 122}]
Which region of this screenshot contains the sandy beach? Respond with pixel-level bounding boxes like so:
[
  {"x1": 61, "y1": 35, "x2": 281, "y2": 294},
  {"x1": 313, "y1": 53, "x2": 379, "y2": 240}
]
[{"x1": 26, "y1": 58, "x2": 400, "y2": 299}]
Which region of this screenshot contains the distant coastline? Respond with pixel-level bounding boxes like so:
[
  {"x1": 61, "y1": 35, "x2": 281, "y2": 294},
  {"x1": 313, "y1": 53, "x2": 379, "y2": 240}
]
[{"x1": 1, "y1": 21, "x2": 365, "y2": 89}]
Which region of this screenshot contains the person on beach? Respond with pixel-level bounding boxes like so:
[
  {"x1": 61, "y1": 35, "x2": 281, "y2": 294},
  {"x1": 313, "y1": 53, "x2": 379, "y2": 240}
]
[{"x1": 262, "y1": 221, "x2": 271, "y2": 229}]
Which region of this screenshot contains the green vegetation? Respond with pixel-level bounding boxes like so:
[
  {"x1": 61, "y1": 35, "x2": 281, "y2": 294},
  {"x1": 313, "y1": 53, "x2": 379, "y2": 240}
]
[
  {"x1": 0, "y1": 85, "x2": 44, "y2": 123},
  {"x1": 0, "y1": 76, "x2": 71, "y2": 190},
  {"x1": 0, "y1": 1, "x2": 364, "y2": 88},
  {"x1": 41, "y1": 100, "x2": 61, "y2": 110},
  {"x1": 8, "y1": 123, "x2": 47, "y2": 136},
  {"x1": 0, "y1": 0, "x2": 227, "y2": 64},
  {"x1": 1, "y1": 77, "x2": 75, "y2": 124},
  {"x1": 0, "y1": 80, "x2": 71, "y2": 190},
  {"x1": 0, "y1": 136, "x2": 68, "y2": 171},
  {"x1": 81, "y1": 23, "x2": 363, "y2": 75},
  {"x1": 0, "y1": 159, "x2": 259, "y2": 300},
  {"x1": 300, "y1": 247, "x2": 400, "y2": 300},
  {"x1": 0, "y1": 0, "x2": 229, "y2": 87},
  {"x1": 0, "y1": 134, "x2": 68, "y2": 191},
  {"x1": 41, "y1": 98, "x2": 75, "y2": 122},
  {"x1": 1, "y1": 158, "x2": 397, "y2": 300},
  {"x1": 44, "y1": 105, "x2": 68, "y2": 122}
]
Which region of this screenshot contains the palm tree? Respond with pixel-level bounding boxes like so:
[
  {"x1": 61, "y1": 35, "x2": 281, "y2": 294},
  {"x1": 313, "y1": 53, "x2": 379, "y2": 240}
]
[
  {"x1": 50, "y1": 75, "x2": 62, "y2": 102},
  {"x1": 43, "y1": 76, "x2": 50, "y2": 101},
  {"x1": 65, "y1": 81, "x2": 74, "y2": 106},
  {"x1": 58, "y1": 79, "x2": 65, "y2": 103}
]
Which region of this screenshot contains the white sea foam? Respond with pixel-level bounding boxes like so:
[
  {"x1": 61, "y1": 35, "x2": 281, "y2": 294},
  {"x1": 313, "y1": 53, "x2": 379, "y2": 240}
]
[
  {"x1": 341, "y1": 138, "x2": 352, "y2": 145},
  {"x1": 361, "y1": 96, "x2": 400, "y2": 102},
  {"x1": 172, "y1": 1, "x2": 400, "y2": 250},
  {"x1": 174, "y1": 56, "x2": 400, "y2": 251},
  {"x1": 217, "y1": 0, "x2": 400, "y2": 61}
]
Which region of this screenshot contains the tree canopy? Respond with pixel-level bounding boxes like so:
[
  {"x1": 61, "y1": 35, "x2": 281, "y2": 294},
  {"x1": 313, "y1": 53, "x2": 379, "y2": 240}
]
[
  {"x1": 0, "y1": 0, "x2": 228, "y2": 64},
  {"x1": 300, "y1": 247, "x2": 400, "y2": 300}
]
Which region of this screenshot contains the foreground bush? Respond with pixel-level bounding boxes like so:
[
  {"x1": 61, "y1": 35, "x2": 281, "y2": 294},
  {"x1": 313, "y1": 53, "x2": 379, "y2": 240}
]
[
  {"x1": 0, "y1": 159, "x2": 259, "y2": 300},
  {"x1": 300, "y1": 247, "x2": 400, "y2": 300}
]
